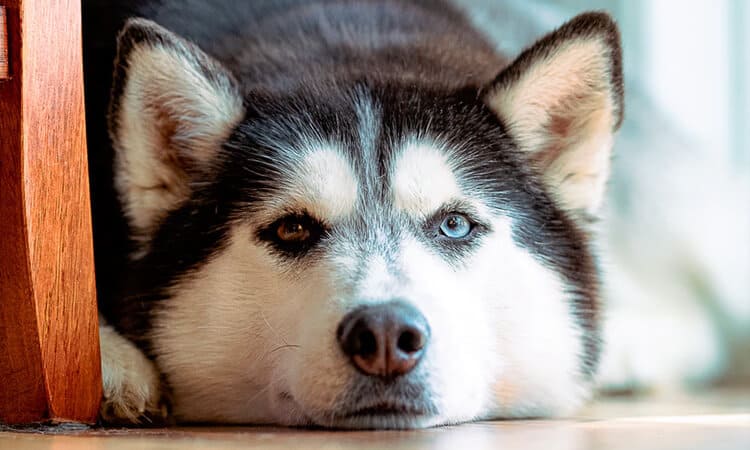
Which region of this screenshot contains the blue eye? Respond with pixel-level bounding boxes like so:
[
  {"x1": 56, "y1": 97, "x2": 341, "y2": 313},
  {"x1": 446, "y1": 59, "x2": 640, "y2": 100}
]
[{"x1": 439, "y1": 214, "x2": 472, "y2": 239}]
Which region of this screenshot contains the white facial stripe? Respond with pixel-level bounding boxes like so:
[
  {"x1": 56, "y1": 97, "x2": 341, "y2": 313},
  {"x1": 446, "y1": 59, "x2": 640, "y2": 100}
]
[
  {"x1": 280, "y1": 146, "x2": 359, "y2": 220},
  {"x1": 356, "y1": 254, "x2": 397, "y2": 301},
  {"x1": 392, "y1": 141, "x2": 462, "y2": 216}
]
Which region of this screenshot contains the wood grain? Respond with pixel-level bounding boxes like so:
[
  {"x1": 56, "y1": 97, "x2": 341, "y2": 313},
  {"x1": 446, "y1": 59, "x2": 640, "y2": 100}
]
[
  {"x1": 0, "y1": 0, "x2": 101, "y2": 424},
  {"x1": 0, "y1": 6, "x2": 8, "y2": 79}
]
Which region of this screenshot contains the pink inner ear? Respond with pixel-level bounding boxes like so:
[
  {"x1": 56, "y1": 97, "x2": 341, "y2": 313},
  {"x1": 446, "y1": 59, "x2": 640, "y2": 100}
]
[
  {"x1": 531, "y1": 113, "x2": 575, "y2": 169},
  {"x1": 549, "y1": 114, "x2": 573, "y2": 137}
]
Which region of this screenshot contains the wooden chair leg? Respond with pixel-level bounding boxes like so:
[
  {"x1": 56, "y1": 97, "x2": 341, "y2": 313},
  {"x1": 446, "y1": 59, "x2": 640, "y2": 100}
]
[{"x1": 0, "y1": 0, "x2": 101, "y2": 424}]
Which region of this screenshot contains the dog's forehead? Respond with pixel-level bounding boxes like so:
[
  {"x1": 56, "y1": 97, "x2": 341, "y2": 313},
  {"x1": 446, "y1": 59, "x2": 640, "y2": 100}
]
[
  {"x1": 272, "y1": 138, "x2": 468, "y2": 221},
  {"x1": 282, "y1": 145, "x2": 359, "y2": 220},
  {"x1": 391, "y1": 140, "x2": 462, "y2": 217},
  {"x1": 238, "y1": 87, "x2": 505, "y2": 224}
]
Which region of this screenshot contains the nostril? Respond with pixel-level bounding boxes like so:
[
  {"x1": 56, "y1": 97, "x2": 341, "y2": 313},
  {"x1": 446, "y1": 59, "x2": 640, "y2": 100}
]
[
  {"x1": 397, "y1": 329, "x2": 423, "y2": 354},
  {"x1": 357, "y1": 328, "x2": 377, "y2": 356}
]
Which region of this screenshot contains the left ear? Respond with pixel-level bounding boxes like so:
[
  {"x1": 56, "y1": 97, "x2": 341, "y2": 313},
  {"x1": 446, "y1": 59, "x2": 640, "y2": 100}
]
[
  {"x1": 484, "y1": 12, "x2": 623, "y2": 217},
  {"x1": 108, "y1": 18, "x2": 245, "y2": 242}
]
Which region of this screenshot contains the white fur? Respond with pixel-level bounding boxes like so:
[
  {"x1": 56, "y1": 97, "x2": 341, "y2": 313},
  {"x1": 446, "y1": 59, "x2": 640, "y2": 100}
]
[
  {"x1": 356, "y1": 254, "x2": 398, "y2": 300},
  {"x1": 392, "y1": 140, "x2": 463, "y2": 216},
  {"x1": 151, "y1": 229, "x2": 286, "y2": 422},
  {"x1": 457, "y1": 219, "x2": 588, "y2": 418},
  {"x1": 99, "y1": 318, "x2": 165, "y2": 423},
  {"x1": 396, "y1": 220, "x2": 587, "y2": 422},
  {"x1": 267, "y1": 146, "x2": 359, "y2": 221}
]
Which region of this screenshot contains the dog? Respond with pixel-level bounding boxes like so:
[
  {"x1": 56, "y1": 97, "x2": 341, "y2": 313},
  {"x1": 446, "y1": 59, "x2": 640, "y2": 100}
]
[{"x1": 83, "y1": 0, "x2": 623, "y2": 428}]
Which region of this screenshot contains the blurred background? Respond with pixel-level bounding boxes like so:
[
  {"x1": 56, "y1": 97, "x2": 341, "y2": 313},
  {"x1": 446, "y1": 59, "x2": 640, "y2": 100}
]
[{"x1": 456, "y1": 0, "x2": 750, "y2": 391}]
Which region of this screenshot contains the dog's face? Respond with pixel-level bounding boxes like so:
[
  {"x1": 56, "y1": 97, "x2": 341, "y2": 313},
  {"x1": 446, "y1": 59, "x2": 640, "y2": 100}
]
[{"x1": 108, "y1": 14, "x2": 622, "y2": 427}]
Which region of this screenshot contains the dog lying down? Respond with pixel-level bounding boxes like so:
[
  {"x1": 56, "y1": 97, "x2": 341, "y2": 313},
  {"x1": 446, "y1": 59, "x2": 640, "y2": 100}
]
[{"x1": 88, "y1": 0, "x2": 623, "y2": 428}]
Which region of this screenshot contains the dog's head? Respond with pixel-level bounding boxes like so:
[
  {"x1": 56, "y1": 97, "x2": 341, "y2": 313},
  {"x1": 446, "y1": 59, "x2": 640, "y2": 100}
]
[{"x1": 108, "y1": 12, "x2": 622, "y2": 427}]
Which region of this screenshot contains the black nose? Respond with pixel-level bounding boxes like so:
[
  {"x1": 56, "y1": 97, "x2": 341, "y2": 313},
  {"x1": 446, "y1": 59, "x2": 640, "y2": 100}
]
[{"x1": 337, "y1": 300, "x2": 430, "y2": 380}]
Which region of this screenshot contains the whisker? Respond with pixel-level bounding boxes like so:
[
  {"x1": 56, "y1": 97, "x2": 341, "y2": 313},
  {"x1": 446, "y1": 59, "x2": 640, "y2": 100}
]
[
  {"x1": 268, "y1": 344, "x2": 301, "y2": 354},
  {"x1": 244, "y1": 382, "x2": 275, "y2": 408},
  {"x1": 260, "y1": 309, "x2": 289, "y2": 346}
]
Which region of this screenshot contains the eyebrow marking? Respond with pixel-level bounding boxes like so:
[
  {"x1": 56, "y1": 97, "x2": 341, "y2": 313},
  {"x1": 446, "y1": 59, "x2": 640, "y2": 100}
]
[
  {"x1": 304, "y1": 146, "x2": 359, "y2": 219},
  {"x1": 392, "y1": 140, "x2": 462, "y2": 217},
  {"x1": 272, "y1": 145, "x2": 359, "y2": 222}
]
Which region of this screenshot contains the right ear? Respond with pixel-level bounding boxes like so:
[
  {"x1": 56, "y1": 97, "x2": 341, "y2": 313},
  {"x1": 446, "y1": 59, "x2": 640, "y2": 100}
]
[
  {"x1": 482, "y1": 12, "x2": 623, "y2": 219},
  {"x1": 108, "y1": 18, "x2": 244, "y2": 242}
]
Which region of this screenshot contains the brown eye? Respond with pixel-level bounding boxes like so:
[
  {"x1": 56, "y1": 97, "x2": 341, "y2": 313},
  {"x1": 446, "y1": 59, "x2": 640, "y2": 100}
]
[
  {"x1": 259, "y1": 213, "x2": 324, "y2": 256},
  {"x1": 277, "y1": 220, "x2": 311, "y2": 242}
]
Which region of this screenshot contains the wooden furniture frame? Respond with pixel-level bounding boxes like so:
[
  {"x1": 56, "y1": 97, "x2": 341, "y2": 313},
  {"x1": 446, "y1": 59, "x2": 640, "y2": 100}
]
[{"x1": 0, "y1": 0, "x2": 101, "y2": 425}]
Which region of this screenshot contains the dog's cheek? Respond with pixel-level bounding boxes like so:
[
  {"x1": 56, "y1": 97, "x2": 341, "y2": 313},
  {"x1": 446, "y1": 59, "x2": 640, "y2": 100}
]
[
  {"x1": 151, "y1": 229, "x2": 288, "y2": 423},
  {"x1": 477, "y1": 219, "x2": 591, "y2": 418},
  {"x1": 273, "y1": 259, "x2": 355, "y2": 417},
  {"x1": 418, "y1": 292, "x2": 497, "y2": 423}
]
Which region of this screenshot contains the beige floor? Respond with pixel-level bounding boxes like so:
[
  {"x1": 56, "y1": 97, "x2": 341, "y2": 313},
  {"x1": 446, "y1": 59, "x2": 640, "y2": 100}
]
[{"x1": 2, "y1": 390, "x2": 748, "y2": 450}]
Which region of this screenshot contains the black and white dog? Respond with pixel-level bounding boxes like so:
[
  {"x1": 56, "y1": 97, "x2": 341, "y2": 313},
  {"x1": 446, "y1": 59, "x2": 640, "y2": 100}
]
[{"x1": 83, "y1": 0, "x2": 623, "y2": 428}]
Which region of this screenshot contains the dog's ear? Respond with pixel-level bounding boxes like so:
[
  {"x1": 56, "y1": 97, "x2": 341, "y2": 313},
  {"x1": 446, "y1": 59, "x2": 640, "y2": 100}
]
[
  {"x1": 109, "y1": 18, "x2": 244, "y2": 241},
  {"x1": 484, "y1": 12, "x2": 623, "y2": 217}
]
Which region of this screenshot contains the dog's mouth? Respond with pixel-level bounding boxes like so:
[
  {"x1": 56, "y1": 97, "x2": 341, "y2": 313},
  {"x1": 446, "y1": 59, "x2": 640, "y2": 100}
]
[
  {"x1": 326, "y1": 400, "x2": 435, "y2": 429},
  {"x1": 279, "y1": 390, "x2": 436, "y2": 428},
  {"x1": 339, "y1": 401, "x2": 428, "y2": 418}
]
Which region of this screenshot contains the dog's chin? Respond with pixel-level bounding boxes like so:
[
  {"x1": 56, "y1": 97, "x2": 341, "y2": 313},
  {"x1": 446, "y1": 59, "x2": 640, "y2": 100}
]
[
  {"x1": 303, "y1": 409, "x2": 443, "y2": 430},
  {"x1": 277, "y1": 392, "x2": 445, "y2": 429},
  {"x1": 323, "y1": 403, "x2": 441, "y2": 430},
  {"x1": 322, "y1": 413, "x2": 439, "y2": 430}
]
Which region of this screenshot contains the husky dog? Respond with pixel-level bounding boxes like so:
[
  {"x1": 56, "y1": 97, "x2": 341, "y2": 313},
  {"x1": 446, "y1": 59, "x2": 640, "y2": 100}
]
[{"x1": 83, "y1": 0, "x2": 623, "y2": 427}]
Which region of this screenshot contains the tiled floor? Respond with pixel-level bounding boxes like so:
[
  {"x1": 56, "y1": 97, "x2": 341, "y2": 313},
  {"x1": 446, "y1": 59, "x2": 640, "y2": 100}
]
[{"x1": 1, "y1": 390, "x2": 748, "y2": 450}]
